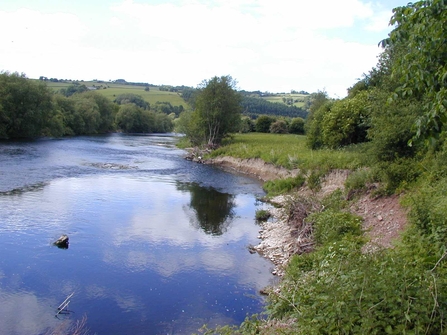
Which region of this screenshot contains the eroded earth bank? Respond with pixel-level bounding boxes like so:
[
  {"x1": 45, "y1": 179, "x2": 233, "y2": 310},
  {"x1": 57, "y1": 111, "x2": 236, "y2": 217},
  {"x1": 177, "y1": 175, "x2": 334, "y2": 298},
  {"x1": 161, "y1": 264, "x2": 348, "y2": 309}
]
[{"x1": 205, "y1": 157, "x2": 408, "y2": 277}]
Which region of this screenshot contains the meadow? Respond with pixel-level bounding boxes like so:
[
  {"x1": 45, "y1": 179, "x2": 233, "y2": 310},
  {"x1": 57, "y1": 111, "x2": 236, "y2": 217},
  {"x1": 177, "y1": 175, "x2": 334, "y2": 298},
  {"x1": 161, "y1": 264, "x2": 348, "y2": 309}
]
[
  {"x1": 210, "y1": 133, "x2": 365, "y2": 171},
  {"x1": 43, "y1": 81, "x2": 187, "y2": 107},
  {"x1": 261, "y1": 93, "x2": 309, "y2": 108}
]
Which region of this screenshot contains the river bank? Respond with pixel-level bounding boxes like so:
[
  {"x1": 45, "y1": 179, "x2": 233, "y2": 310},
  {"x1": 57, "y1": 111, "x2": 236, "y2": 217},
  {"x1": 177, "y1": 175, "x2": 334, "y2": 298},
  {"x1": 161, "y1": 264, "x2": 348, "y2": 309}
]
[{"x1": 204, "y1": 156, "x2": 408, "y2": 277}]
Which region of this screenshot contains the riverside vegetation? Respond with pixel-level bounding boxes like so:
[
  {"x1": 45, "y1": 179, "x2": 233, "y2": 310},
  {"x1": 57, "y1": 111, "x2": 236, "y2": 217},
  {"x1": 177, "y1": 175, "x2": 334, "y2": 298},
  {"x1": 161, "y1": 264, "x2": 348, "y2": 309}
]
[
  {"x1": 196, "y1": 2, "x2": 447, "y2": 334},
  {"x1": 200, "y1": 132, "x2": 447, "y2": 334}
]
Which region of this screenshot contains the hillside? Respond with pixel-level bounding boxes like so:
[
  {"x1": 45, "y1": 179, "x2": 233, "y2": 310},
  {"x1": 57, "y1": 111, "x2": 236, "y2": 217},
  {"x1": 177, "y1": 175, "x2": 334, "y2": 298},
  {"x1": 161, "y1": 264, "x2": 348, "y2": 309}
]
[{"x1": 41, "y1": 80, "x2": 187, "y2": 107}]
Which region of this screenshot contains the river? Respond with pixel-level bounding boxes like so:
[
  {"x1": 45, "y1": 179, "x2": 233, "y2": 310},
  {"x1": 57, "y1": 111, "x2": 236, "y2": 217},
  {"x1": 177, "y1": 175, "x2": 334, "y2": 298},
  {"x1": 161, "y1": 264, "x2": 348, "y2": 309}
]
[{"x1": 0, "y1": 134, "x2": 275, "y2": 335}]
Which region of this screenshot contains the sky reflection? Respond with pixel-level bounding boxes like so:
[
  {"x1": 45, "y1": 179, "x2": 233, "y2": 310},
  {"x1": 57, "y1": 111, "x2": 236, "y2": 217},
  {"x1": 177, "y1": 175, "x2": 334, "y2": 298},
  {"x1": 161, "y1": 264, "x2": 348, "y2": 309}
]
[{"x1": 0, "y1": 135, "x2": 273, "y2": 334}]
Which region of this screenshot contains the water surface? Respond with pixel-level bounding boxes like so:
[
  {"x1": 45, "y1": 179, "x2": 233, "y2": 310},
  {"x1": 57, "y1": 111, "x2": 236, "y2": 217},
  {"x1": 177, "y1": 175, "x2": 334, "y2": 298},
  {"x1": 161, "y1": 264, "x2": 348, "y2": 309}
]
[{"x1": 0, "y1": 134, "x2": 274, "y2": 335}]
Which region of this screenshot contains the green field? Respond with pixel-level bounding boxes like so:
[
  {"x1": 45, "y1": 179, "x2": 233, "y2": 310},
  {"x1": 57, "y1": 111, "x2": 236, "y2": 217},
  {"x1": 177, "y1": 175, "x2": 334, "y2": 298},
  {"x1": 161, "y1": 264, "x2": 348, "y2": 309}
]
[
  {"x1": 210, "y1": 133, "x2": 365, "y2": 171},
  {"x1": 42, "y1": 81, "x2": 187, "y2": 107},
  {"x1": 262, "y1": 93, "x2": 309, "y2": 108}
]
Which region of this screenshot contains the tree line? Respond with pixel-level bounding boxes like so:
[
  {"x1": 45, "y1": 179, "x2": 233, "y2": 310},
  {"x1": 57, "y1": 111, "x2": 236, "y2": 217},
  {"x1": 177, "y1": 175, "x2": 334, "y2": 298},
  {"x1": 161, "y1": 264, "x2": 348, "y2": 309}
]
[{"x1": 0, "y1": 72, "x2": 174, "y2": 139}]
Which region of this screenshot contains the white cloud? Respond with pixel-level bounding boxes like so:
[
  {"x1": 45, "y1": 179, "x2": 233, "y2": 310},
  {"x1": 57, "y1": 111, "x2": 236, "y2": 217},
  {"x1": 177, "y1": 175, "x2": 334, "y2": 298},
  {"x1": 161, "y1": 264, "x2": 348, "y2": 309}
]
[{"x1": 0, "y1": 0, "x2": 394, "y2": 96}]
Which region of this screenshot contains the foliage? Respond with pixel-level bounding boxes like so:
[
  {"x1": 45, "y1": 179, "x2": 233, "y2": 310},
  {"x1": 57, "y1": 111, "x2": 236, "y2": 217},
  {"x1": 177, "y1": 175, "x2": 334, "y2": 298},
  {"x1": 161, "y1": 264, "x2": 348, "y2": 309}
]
[
  {"x1": 305, "y1": 100, "x2": 332, "y2": 149},
  {"x1": 188, "y1": 75, "x2": 242, "y2": 147},
  {"x1": 321, "y1": 91, "x2": 370, "y2": 148},
  {"x1": 0, "y1": 72, "x2": 62, "y2": 139},
  {"x1": 114, "y1": 93, "x2": 150, "y2": 110},
  {"x1": 366, "y1": 89, "x2": 421, "y2": 162},
  {"x1": 255, "y1": 115, "x2": 275, "y2": 133},
  {"x1": 59, "y1": 83, "x2": 88, "y2": 97},
  {"x1": 382, "y1": 0, "x2": 447, "y2": 143},
  {"x1": 115, "y1": 104, "x2": 154, "y2": 133},
  {"x1": 175, "y1": 111, "x2": 204, "y2": 145},
  {"x1": 239, "y1": 116, "x2": 255, "y2": 133},
  {"x1": 288, "y1": 117, "x2": 305, "y2": 135},
  {"x1": 83, "y1": 91, "x2": 116, "y2": 133},
  {"x1": 241, "y1": 95, "x2": 307, "y2": 119},
  {"x1": 269, "y1": 120, "x2": 288, "y2": 134},
  {"x1": 152, "y1": 101, "x2": 184, "y2": 116},
  {"x1": 115, "y1": 104, "x2": 173, "y2": 133},
  {"x1": 305, "y1": 90, "x2": 370, "y2": 149}
]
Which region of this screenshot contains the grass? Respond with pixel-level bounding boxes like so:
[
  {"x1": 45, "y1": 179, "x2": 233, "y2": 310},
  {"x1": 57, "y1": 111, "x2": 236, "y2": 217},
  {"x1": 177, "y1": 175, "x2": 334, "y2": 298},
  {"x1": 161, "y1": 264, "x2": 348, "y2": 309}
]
[
  {"x1": 261, "y1": 93, "x2": 308, "y2": 108},
  {"x1": 209, "y1": 133, "x2": 365, "y2": 171},
  {"x1": 42, "y1": 81, "x2": 187, "y2": 107}
]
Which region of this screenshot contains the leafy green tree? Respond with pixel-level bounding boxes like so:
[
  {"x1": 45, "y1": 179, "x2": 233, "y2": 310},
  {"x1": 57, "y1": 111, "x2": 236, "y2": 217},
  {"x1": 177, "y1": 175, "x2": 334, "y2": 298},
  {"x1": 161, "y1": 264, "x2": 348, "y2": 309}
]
[
  {"x1": 84, "y1": 92, "x2": 117, "y2": 133},
  {"x1": 54, "y1": 94, "x2": 79, "y2": 135},
  {"x1": 190, "y1": 75, "x2": 242, "y2": 147},
  {"x1": 269, "y1": 119, "x2": 288, "y2": 134},
  {"x1": 175, "y1": 111, "x2": 204, "y2": 144},
  {"x1": 239, "y1": 116, "x2": 254, "y2": 133},
  {"x1": 289, "y1": 117, "x2": 305, "y2": 134},
  {"x1": 115, "y1": 104, "x2": 154, "y2": 133},
  {"x1": 241, "y1": 96, "x2": 307, "y2": 119},
  {"x1": 154, "y1": 112, "x2": 174, "y2": 133},
  {"x1": 321, "y1": 91, "x2": 370, "y2": 148},
  {"x1": 306, "y1": 101, "x2": 332, "y2": 149},
  {"x1": 255, "y1": 115, "x2": 275, "y2": 133},
  {"x1": 367, "y1": 89, "x2": 421, "y2": 162},
  {"x1": 59, "y1": 84, "x2": 88, "y2": 97},
  {"x1": 381, "y1": 0, "x2": 447, "y2": 143},
  {"x1": 114, "y1": 93, "x2": 149, "y2": 110},
  {"x1": 73, "y1": 96, "x2": 101, "y2": 134},
  {"x1": 0, "y1": 72, "x2": 59, "y2": 138}
]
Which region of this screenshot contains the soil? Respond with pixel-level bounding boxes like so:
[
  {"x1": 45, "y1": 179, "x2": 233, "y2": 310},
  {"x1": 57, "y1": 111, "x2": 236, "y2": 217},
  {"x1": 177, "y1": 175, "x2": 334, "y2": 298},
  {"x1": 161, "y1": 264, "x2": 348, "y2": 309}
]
[{"x1": 205, "y1": 157, "x2": 409, "y2": 276}]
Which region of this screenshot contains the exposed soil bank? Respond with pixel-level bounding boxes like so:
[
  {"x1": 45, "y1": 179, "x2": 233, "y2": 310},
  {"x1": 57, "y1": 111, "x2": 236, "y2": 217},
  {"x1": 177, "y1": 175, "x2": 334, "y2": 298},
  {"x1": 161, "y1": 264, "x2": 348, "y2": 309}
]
[{"x1": 205, "y1": 156, "x2": 409, "y2": 276}]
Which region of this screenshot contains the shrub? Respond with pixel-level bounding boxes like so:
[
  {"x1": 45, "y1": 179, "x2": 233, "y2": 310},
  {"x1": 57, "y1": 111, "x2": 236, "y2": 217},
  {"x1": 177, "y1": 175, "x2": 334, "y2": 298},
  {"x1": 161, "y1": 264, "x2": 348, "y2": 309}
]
[
  {"x1": 289, "y1": 117, "x2": 305, "y2": 134},
  {"x1": 269, "y1": 120, "x2": 288, "y2": 134},
  {"x1": 255, "y1": 115, "x2": 275, "y2": 133}
]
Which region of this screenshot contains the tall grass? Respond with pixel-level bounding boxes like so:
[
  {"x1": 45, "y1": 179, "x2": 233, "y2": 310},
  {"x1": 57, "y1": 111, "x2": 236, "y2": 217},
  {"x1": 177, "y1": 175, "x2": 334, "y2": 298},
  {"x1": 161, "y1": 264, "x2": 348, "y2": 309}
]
[{"x1": 209, "y1": 133, "x2": 365, "y2": 171}]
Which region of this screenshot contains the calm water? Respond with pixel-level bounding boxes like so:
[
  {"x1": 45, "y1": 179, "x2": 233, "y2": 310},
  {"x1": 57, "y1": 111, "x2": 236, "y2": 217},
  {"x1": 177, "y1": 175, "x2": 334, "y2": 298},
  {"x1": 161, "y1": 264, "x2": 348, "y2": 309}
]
[{"x1": 0, "y1": 134, "x2": 274, "y2": 335}]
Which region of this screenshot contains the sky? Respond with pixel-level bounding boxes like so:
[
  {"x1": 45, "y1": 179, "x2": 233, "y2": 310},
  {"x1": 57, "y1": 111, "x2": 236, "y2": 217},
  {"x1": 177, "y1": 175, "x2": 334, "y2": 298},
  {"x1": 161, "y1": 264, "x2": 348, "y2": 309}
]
[{"x1": 0, "y1": 0, "x2": 406, "y2": 98}]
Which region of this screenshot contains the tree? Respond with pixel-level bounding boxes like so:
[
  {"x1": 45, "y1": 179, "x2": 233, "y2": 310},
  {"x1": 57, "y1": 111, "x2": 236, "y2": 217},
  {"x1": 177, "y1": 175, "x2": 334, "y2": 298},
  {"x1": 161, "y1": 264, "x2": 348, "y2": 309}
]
[
  {"x1": 289, "y1": 117, "x2": 305, "y2": 134},
  {"x1": 114, "y1": 93, "x2": 150, "y2": 110},
  {"x1": 255, "y1": 115, "x2": 275, "y2": 133},
  {"x1": 115, "y1": 104, "x2": 154, "y2": 133},
  {"x1": 270, "y1": 120, "x2": 288, "y2": 134},
  {"x1": 0, "y1": 72, "x2": 60, "y2": 138},
  {"x1": 191, "y1": 75, "x2": 242, "y2": 147},
  {"x1": 381, "y1": 0, "x2": 447, "y2": 143},
  {"x1": 320, "y1": 91, "x2": 370, "y2": 148}
]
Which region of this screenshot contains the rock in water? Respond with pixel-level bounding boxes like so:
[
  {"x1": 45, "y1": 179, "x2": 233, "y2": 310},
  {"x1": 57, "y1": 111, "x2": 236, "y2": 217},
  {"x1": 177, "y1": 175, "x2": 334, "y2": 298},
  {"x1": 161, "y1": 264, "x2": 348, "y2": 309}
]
[{"x1": 54, "y1": 235, "x2": 69, "y2": 249}]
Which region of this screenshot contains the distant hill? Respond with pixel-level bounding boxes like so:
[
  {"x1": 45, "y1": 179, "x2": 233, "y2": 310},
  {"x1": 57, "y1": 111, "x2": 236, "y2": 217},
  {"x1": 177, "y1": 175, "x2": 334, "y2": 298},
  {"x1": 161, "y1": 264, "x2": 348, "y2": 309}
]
[{"x1": 39, "y1": 78, "x2": 309, "y2": 118}]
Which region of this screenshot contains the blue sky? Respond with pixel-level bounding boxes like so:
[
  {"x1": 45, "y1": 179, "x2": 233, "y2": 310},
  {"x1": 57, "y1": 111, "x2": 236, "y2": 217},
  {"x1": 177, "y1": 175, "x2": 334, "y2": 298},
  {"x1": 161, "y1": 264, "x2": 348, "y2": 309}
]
[{"x1": 0, "y1": 0, "x2": 407, "y2": 97}]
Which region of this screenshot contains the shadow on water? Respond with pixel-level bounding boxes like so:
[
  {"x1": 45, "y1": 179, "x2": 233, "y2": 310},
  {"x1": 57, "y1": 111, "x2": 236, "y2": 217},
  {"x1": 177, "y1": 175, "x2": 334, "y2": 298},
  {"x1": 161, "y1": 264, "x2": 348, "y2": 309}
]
[{"x1": 177, "y1": 182, "x2": 236, "y2": 236}]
